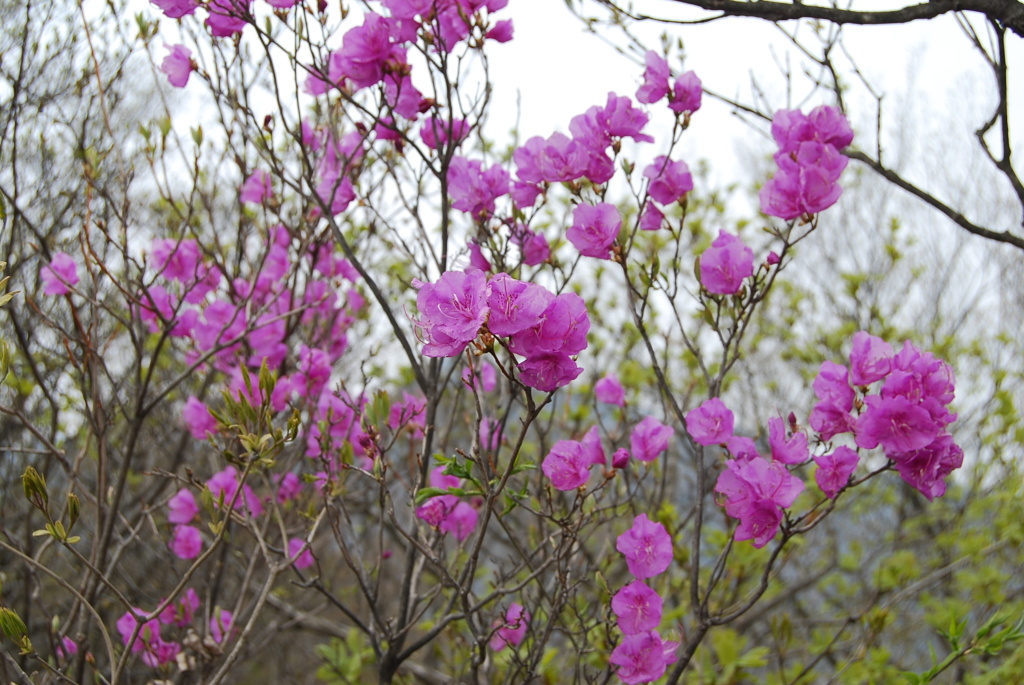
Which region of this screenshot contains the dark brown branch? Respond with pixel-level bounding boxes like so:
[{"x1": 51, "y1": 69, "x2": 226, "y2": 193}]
[
  {"x1": 631, "y1": 0, "x2": 1024, "y2": 37},
  {"x1": 845, "y1": 149, "x2": 1024, "y2": 250}
]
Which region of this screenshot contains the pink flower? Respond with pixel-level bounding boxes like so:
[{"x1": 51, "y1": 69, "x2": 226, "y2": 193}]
[
  {"x1": 699, "y1": 231, "x2": 755, "y2": 295},
  {"x1": 56, "y1": 636, "x2": 78, "y2": 661},
  {"x1": 849, "y1": 331, "x2": 894, "y2": 386},
  {"x1": 210, "y1": 608, "x2": 234, "y2": 644},
  {"x1": 206, "y1": 0, "x2": 249, "y2": 37},
  {"x1": 669, "y1": 70, "x2": 702, "y2": 114},
  {"x1": 569, "y1": 93, "x2": 653, "y2": 152},
  {"x1": 616, "y1": 514, "x2": 673, "y2": 579},
  {"x1": 767, "y1": 416, "x2": 808, "y2": 465},
  {"x1": 630, "y1": 416, "x2": 674, "y2": 463},
  {"x1": 567, "y1": 202, "x2": 621, "y2": 260},
  {"x1": 517, "y1": 354, "x2": 583, "y2": 392},
  {"x1": 542, "y1": 439, "x2": 591, "y2": 490},
  {"x1": 639, "y1": 202, "x2": 665, "y2": 231},
  {"x1": 158, "y1": 588, "x2": 200, "y2": 627},
  {"x1": 855, "y1": 395, "x2": 940, "y2": 455},
  {"x1": 151, "y1": 238, "x2": 201, "y2": 282},
  {"x1": 609, "y1": 630, "x2": 679, "y2": 684},
  {"x1": 167, "y1": 488, "x2": 198, "y2": 524},
  {"x1": 487, "y1": 274, "x2": 551, "y2": 337},
  {"x1": 439, "y1": 501, "x2": 478, "y2": 541},
  {"x1": 414, "y1": 270, "x2": 490, "y2": 357},
  {"x1": 685, "y1": 397, "x2": 734, "y2": 446},
  {"x1": 508, "y1": 292, "x2": 589, "y2": 359},
  {"x1": 489, "y1": 603, "x2": 529, "y2": 651},
  {"x1": 462, "y1": 361, "x2": 497, "y2": 393},
  {"x1": 581, "y1": 425, "x2": 606, "y2": 467},
  {"x1": 636, "y1": 51, "x2": 670, "y2": 104},
  {"x1": 760, "y1": 139, "x2": 848, "y2": 219},
  {"x1": 513, "y1": 133, "x2": 590, "y2": 184},
  {"x1": 726, "y1": 435, "x2": 760, "y2": 462},
  {"x1": 240, "y1": 170, "x2": 272, "y2": 205},
  {"x1": 116, "y1": 610, "x2": 178, "y2": 666},
  {"x1": 151, "y1": 0, "x2": 197, "y2": 18},
  {"x1": 419, "y1": 116, "x2": 470, "y2": 150},
  {"x1": 160, "y1": 44, "x2": 194, "y2": 88},
  {"x1": 891, "y1": 432, "x2": 962, "y2": 500},
  {"x1": 595, "y1": 373, "x2": 626, "y2": 406},
  {"x1": 714, "y1": 456, "x2": 804, "y2": 548},
  {"x1": 612, "y1": 581, "x2": 663, "y2": 635},
  {"x1": 170, "y1": 525, "x2": 202, "y2": 559},
  {"x1": 772, "y1": 105, "x2": 853, "y2": 154},
  {"x1": 288, "y1": 538, "x2": 315, "y2": 569},
  {"x1": 643, "y1": 156, "x2": 693, "y2": 205},
  {"x1": 335, "y1": 13, "x2": 404, "y2": 90},
  {"x1": 486, "y1": 18, "x2": 514, "y2": 42},
  {"x1": 182, "y1": 396, "x2": 217, "y2": 439},
  {"x1": 612, "y1": 448, "x2": 630, "y2": 469},
  {"x1": 814, "y1": 446, "x2": 859, "y2": 499},
  {"x1": 41, "y1": 253, "x2": 79, "y2": 295}
]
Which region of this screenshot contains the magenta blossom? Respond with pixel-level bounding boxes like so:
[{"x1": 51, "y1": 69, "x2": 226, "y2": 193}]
[
  {"x1": 439, "y1": 501, "x2": 478, "y2": 541},
  {"x1": 567, "y1": 202, "x2": 621, "y2": 260},
  {"x1": 159, "y1": 588, "x2": 200, "y2": 627},
  {"x1": 595, "y1": 373, "x2": 626, "y2": 406},
  {"x1": 240, "y1": 170, "x2": 272, "y2": 205},
  {"x1": 685, "y1": 397, "x2": 734, "y2": 446},
  {"x1": 517, "y1": 353, "x2": 583, "y2": 392},
  {"x1": 151, "y1": 0, "x2": 197, "y2": 18},
  {"x1": 849, "y1": 331, "x2": 894, "y2": 386},
  {"x1": 170, "y1": 525, "x2": 202, "y2": 559},
  {"x1": 542, "y1": 439, "x2": 591, "y2": 490},
  {"x1": 643, "y1": 156, "x2": 693, "y2": 205},
  {"x1": 767, "y1": 416, "x2": 809, "y2": 464},
  {"x1": 288, "y1": 538, "x2": 316, "y2": 569},
  {"x1": 611, "y1": 581, "x2": 663, "y2": 635},
  {"x1": 414, "y1": 270, "x2": 489, "y2": 357},
  {"x1": 616, "y1": 514, "x2": 673, "y2": 579},
  {"x1": 699, "y1": 231, "x2": 755, "y2": 295},
  {"x1": 490, "y1": 603, "x2": 529, "y2": 651},
  {"x1": 182, "y1": 396, "x2": 217, "y2": 439},
  {"x1": 167, "y1": 488, "x2": 198, "y2": 524},
  {"x1": 42, "y1": 253, "x2": 79, "y2": 295},
  {"x1": 855, "y1": 395, "x2": 940, "y2": 455},
  {"x1": 160, "y1": 44, "x2": 194, "y2": 88},
  {"x1": 486, "y1": 273, "x2": 551, "y2": 337},
  {"x1": 636, "y1": 51, "x2": 670, "y2": 104},
  {"x1": 419, "y1": 116, "x2": 470, "y2": 150},
  {"x1": 630, "y1": 416, "x2": 674, "y2": 463},
  {"x1": 715, "y1": 456, "x2": 804, "y2": 548},
  {"x1": 206, "y1": 0, "x2": 249, "y2": 37},
  {"x1": 335, "y1": 13, "x2": 404, "y2": 89},
  {"x1": 814, "y1": 446, "x2": 859, "y2": 499},
  {"x1": 669, "y1": 70, "x2": 702, "y2": 114},
  {"x1": 610, "y1": 630, "x2": 679, "y2": 685}
]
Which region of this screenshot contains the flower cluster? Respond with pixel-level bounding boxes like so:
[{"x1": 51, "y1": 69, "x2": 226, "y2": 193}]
[
  {"x1": 760, "y1": 105, "x2": 854, "y2": 220},
  {"x1": 115, "y1": 592, "x2": 227, "y2": 668},
  {"x1": 413, "y1": 270, "x2": 590, "y2": 392},
  {"x1": 688, "y1": 398, "x2": 806, "y2": 548},
  {"x1": 610, "y1": 514, "x2": 679, "y2": 683},
  {"x1": 636, "y1": 51, "x2": 702, "y2": 116},
  {"x1": 810, "y1": 331, "x2": 962, "y2": 499}
]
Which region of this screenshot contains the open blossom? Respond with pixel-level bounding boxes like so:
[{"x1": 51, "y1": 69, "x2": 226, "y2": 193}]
[
  {"x1": 440, "y1": 501, "x2": 478, "y2": 541},
  {"x1": 630, "y1": 416, "x2": 674, "y2": 463},
  {"x1": 490, "y1": 603, "x2": 529, "y2": 651},
  {"x1": 517, "y1": 353, "x2": 583, "y2": 392},
  {"x1": 814, "y1": 445, "x2": 859, "y2": 499},
  {"x1": 514, "y1": 133, "x2": 593, "y2": 184},
  {"x1": 159, "y1": 588, "x2": 200, "y2": 627},
  {"x1": 636, "y1": 51, "x2": 670, "y2": 104},
  {"x1": 699, "y1": 231, "x2": 755, "y2": 295},
  {"x1": 182, "y1": 396, "x2": 217, "y2": 439},
  {"x1": 616, "y1": 514, "x2": 673, "y2": 579},
  {"x1": 542, "y1": 439, "x2": 591, "y2": 490},
  {"x1": 486, "y1": 273, "x2": 551, "y2": 337},
  {"x1": 669, "y1": 70, "x2": 702, "y2": 114},
  {"x1": 335, "y1": 12, "x2": 405, "y2": 89},
  {"x1": 160, "y1": 44, "x2": 194, "y2": 88},
  {"x1": 768, "y1": 416, "x2": 809, "y2": 464},
  {"x1": 567, "y1": 202, "x2": 621, "y2": 259},
  {"x1": 419, "y1": 116, "x2": 470, "y2": 150},
  {"x1": 206, "y1": 0, "x2": 250, "y2": 37},
  {"x1": 610, "y1": 630, "x2": 679, "y2": 685},
  {"x1": 595, "y1": 373, "x2": 626, "y2": 406},
  {"x1": 288, "y1": 538, "x2": 316, "y2": 569},
  {"x1": 569, "y1": 93, "x2": 653, "y2": 152},
  {"x1": 612, "y1": 581, "x2": 663, "y2": 635},
  {"x1": 167, "y1": 488, "x2": 198, "y2": 524},
  {"x1": 508, "y1": 292, "x2": 589, "y2": 359},
  {"x1": 169, "y1": 525, "x2": 202, "y2": 559},
  {"x1": 414, "y1": 270, "x2": 489, "y2": 357},
  {"x1": 715, "y1": 456, "x2": 804, "y2": 548},
  {"x1": 685, "y1": 397, "x2": 734, "y2": 446},
  {"x1": 41, "y1": 253, "x2": 79, "y2": 295},
  {"x1": 117, "y1": 609, "x2": 179, "y2": 666},
  {"x1": 849, "y1": 331, "x2": 894, "y2": 386},
  {"x1": 772, "y1": 105, "x2": 854, "y2": 154},
  {"x1": 643, "y1": 156, "x2": 693, "y2": 205},
  {"x1": 448, "y1": 157, "x2": 510, "y2": 217},
  {"x1": 151, "y1": 0, "x2": 197, "y2": 18},
  {"x1": 240, "y1": 170, "x2": 272, "y2": 205}
]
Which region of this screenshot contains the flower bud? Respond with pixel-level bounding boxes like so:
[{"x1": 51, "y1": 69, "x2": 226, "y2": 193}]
[{"x1": 21, "y1": 466, "x2": 48, "y2": 510}]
